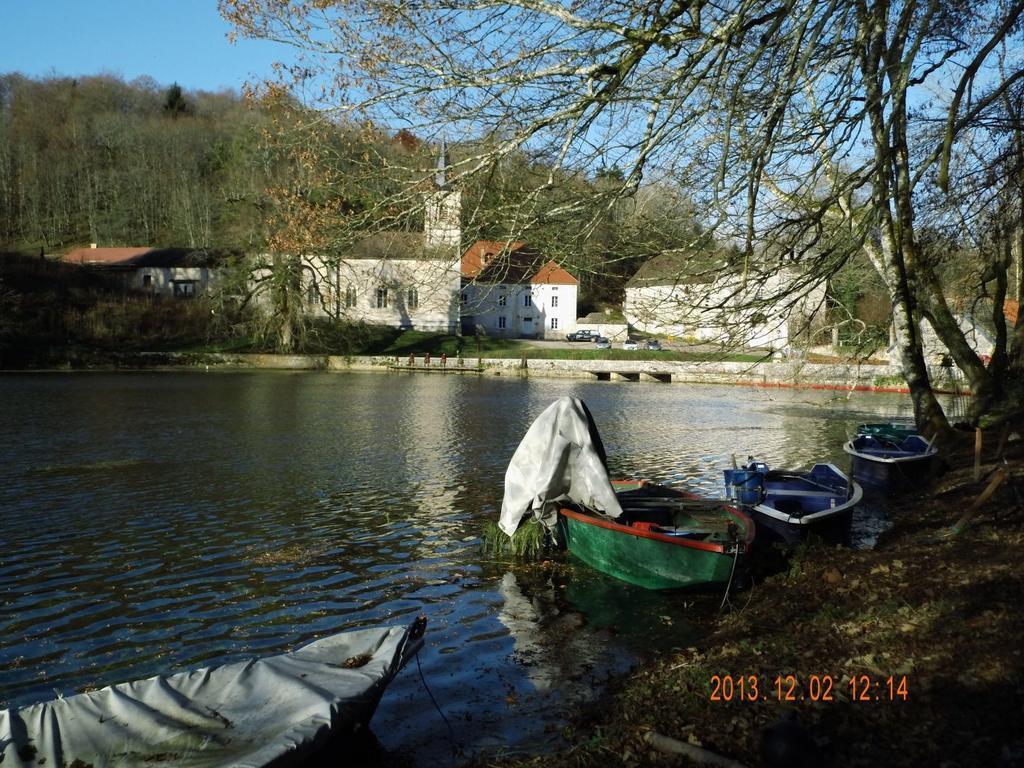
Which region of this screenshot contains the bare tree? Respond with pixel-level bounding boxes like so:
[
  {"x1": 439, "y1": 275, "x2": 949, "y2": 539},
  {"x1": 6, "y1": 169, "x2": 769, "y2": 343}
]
[{"x1": 222, "y1": 0, "x2": 1024, "y2": 433}]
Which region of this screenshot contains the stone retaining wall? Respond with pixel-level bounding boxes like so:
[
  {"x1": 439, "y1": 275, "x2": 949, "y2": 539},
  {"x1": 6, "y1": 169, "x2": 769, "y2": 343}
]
[{"x1": 178, "y1": 352, "x2": 931, "y2": 393}]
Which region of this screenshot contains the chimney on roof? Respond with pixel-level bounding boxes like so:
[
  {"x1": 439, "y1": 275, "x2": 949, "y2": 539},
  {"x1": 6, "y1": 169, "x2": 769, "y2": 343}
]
[{"x1": 90, "y1": 243, "x2": 97, "y2": 249}]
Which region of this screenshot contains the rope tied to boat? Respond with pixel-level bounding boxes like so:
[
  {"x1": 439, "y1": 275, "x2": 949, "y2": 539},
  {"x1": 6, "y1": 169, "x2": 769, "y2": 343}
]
[
  {"x1": 416, "y1": 650, "x2": 460, "y2": 760},
  {"x1": 718, "y1": 522, "x2": 742, "y2": 613}
]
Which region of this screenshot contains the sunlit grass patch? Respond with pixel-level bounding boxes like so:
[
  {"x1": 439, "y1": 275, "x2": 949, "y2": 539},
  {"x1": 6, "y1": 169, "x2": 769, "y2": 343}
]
[{"x1": 481, "y1": 519, "x2": 550, "y2": 559}]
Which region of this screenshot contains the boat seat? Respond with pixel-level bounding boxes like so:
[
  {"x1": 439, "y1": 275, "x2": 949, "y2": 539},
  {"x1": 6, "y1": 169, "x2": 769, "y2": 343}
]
[
  {"x1": 773, "y1": 499, "x2": 805, "y2": 516},
  {"x1": 617, "y1": 506, "x2": 674, "y2": 527}
]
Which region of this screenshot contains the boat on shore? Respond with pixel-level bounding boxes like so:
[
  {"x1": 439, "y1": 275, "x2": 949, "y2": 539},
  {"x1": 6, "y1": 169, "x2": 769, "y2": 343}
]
[
  {"x1": 723, "y1": 460, "x2": 862, "y2": 545},
  {"x1": 498, "y1": 396, "x2": 753, "y2": 591},
  {"x1": 558, "y1": 480, "x2": 754, "y2": 590},
  {"x1": 843, "y1": 432, "x2": 938, "y2": 492},
  {"x1": 0, "y1": 617, "x2": 426, "y2": 768}
]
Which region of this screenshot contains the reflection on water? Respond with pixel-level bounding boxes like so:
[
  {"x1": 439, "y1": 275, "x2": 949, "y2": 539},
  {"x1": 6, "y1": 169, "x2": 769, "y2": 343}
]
[{"x1": 0, "y1": 372, "x2": 924, "y2": 763}]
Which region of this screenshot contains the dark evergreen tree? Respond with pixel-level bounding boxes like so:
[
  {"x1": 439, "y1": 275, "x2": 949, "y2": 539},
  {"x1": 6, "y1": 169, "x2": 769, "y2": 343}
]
[{"x1": 163, "y1": 82, "x2": 189, "y2": 118}]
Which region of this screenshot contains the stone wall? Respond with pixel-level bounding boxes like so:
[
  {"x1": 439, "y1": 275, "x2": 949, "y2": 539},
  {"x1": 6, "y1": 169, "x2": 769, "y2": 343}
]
[{"x1": 180, "y1": 352, "x2": 934, "y2": 393}]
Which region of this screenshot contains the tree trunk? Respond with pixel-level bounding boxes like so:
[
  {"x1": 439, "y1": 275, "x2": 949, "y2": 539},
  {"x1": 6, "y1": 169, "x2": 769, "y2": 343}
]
[
  {"x1": 271, "y1": 253, "x2": 303, "y2": 353},
  {"x1": 857, "y1": 3, "x2": 952, "y2": 439}
]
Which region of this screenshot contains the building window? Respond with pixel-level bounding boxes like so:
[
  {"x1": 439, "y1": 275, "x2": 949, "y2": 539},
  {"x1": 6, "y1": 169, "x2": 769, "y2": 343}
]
[
  {"x1": 172, "y1": 280, "x2": 196, "y2": 298},
  {"x1": 142, "y1": 274, "x2": 153, "y2": 290},
  {"x1": 551, "y1": 295, "x2": 559, "y2": 308},
  {"x1": 345, "y1": 286, "x2": 357, "y2": 308},
  {"x1": 307, "y1": 281, "x2": 320, "y2": 305},
  {"x1": 407, "y1": 288, "x2": 419, "y2": 309},
  {"x1": 498, "y1": 316, "x2": 507, "y2": 329},
  {"x1": 524, "y1": 293, "x2": 532, "y2": 307},
  {"x1": 376, "y1": 287, "x2": 389, "y2": 308},
  {"x1": 460, "y1": 292, "x2": 467, "y2": 304},
  {"x1": 498, "y1": 294, "x2": 506, "y2": 306},
  {"x1": 551, "y1": 317, "x2": 559, "y2": 329}
]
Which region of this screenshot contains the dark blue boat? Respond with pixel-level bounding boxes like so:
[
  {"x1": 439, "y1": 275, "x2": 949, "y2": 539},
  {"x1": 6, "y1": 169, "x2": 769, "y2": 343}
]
[
  {"x1": 723, "y1": 460, "x2": 862, "y2": 545},
  {"x1": 842, "y1": 433, "x2": 938, "y2": 493}
]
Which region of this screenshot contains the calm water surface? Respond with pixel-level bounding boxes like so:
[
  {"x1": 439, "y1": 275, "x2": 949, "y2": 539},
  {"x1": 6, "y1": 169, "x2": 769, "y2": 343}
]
[{"x1": 0, "y1": 371, "x2": 917, "y2": 762}]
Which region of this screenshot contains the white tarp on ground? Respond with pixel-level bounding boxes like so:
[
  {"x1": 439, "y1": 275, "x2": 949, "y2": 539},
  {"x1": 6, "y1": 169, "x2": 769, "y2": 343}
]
[
  {"x1": 499, "y1": 396, "x2": 623, "y2": 536},
  {"x1": 0, "y1": 619, "x2": 424, "y2": 768}
]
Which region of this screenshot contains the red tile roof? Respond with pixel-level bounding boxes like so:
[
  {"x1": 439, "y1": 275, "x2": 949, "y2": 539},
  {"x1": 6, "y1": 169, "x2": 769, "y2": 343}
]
[
  {"x1": 461, "y1": 240, "x2": 577, "y2": 285},
  {"x1": 63, "y1": 247, "x2": 224, "y2": 268},
  {"x1": 460, "y1": 239, "x2": 529, "y2": 278},
  {"x1": 64, "y1": 247, "x2": 153, "y2": 265},
  {"x1": 531, "y1": 260, "x2": 578, "y2": 285}
]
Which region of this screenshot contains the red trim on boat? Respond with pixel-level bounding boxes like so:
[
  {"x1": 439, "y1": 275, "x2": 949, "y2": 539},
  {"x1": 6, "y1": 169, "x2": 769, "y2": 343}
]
[
  {"x1": 609, "y1": 480, "x2": 756, "y2": 547},
  {"x1": 558, "y1": 499, "x2": 754, "y2": 554}
]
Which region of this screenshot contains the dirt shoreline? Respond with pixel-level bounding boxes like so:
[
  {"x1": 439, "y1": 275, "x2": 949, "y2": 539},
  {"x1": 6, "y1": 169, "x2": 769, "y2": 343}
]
[{"x1": 468, "y1": 438, "x2": 1023, "y2": 768}]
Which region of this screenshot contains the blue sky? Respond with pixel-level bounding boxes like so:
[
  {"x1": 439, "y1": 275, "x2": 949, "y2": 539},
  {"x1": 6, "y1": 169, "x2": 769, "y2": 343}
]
[{"x1": 0, "y1": 0, "x2": 287, "y2": 92}]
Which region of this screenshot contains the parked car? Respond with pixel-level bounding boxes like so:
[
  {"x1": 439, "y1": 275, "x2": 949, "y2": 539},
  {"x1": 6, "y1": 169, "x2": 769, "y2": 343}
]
[
  {"x1": 622, "y1": 339, "x2": 639, "y2": 351},
  {"x1": 644, "y1": 339, "x2": 663, "y2": 351},
  {"x1": 566, "y1": 329, "x2": 598, "y2": 342},
  {"x1": 594, "y1": 336, "x2": 611, "y2": 350}
]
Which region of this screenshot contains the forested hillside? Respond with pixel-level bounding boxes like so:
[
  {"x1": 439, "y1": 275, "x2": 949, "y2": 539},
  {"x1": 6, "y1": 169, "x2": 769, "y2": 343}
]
[
  {"x1": 0, "y1": 74, "x2": 272, "y2": 252},
  {"x1": 0, "y1": 73, "x2": 704, "y2": 309}
]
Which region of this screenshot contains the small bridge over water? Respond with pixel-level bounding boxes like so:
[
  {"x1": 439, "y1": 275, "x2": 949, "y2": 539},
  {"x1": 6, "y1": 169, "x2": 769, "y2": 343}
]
[{"x1": 588, "y1": 370, "x2": 673, "y2": 383}]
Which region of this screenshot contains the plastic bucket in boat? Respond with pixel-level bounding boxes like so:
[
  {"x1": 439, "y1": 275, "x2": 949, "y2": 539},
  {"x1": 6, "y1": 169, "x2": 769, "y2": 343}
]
[{"x1": 728, "y1": 470, "x2": 764, "y2": 505}]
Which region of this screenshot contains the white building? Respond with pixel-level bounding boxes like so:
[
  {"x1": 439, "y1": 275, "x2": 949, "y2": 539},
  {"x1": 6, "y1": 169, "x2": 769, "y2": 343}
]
[
  {"x1": 301, "y1": 232, "x2": 461, "y2": 332},
  {"x1": 459, "y1": 240, "x2": 579, "y2": 339},
  {"x1": 256, "y1": 144, "x2": 583, "y2": 337},
  {"x1": 62, "y1": 246, "x2": 220, "y2": 298},
  {"x1": 911, "y1": 300, "x2": 1018, "y2": 365},
  {"x1": 623, "y1": 253, "x2": 826, "y2": 349},
  {"x1": 265, "y1": 146, "x2": 464, "y2": 332}
]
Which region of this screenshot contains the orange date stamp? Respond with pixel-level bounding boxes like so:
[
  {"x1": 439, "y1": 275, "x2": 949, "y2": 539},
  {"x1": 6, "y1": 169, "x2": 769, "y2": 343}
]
[{"x1": 708, "y1": 674, "x2": 909, "y2": 702}]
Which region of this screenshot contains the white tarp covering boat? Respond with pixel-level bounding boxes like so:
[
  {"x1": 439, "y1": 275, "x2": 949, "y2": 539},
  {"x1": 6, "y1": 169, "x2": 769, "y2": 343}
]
[
  {"x1": 499, "y1": 396, "x2": 623, "y2": 536},
  {"x1": 1, "y1": 617, "x2": 425, "y2": 768}
]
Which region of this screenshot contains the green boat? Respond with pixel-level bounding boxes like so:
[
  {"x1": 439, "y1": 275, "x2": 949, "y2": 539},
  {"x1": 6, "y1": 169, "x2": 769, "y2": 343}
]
[
  {"x1": 557, "y1": 480, "x2": 755, "y2": 590},
  {"x1": 856, "y1": 422, "x2": 920, "y2": 441}
]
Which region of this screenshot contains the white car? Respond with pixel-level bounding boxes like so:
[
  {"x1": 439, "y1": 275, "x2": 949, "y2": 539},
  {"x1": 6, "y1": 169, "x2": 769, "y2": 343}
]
[{"x1": 622, "y1": 339, "x2": 638, "y2": 351}]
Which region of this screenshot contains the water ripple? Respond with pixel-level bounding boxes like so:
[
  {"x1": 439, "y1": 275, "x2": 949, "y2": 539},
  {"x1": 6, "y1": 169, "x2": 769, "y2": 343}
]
[{"x1": 0, "y1": 371, "x2": 920, "y2": 762}]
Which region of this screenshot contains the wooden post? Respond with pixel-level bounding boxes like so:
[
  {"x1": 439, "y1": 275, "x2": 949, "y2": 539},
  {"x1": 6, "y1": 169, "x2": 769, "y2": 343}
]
[
  {"x1": 645, "y1": 732, "x2": 748, "y2": 768},
  {"x1": 952, "y1": 467, "x2": 1009, "y2": 534},
  {"x1": 974, "y1": 428, "x2": 983, "y2": 482}
]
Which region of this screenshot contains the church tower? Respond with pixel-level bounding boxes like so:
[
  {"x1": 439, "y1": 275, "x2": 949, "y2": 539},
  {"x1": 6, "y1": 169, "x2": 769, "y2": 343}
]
[{"x1": 424, "y1": 138, "x2": 462, "y2": 251}]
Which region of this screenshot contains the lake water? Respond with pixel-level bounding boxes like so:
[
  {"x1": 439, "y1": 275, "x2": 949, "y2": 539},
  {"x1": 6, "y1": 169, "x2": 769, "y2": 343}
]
[{"x1": 0, "y1": 371, "x2": 918, "y2": 762}]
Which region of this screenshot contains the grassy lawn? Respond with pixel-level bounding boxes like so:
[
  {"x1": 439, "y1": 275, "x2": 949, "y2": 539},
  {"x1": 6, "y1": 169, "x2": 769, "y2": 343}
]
[
  {"x1": 479, "y1": 346, "x2": 768, "y2": 363},
  {"x1": 364, "y1": 331, "x2": 769, "y2": 363},
  {"x1": 373, "y1": 330, "x2": 529, "y2": 356},
  {"x1": 89, "y1": 323, "x2": 769, "y2": 364}
]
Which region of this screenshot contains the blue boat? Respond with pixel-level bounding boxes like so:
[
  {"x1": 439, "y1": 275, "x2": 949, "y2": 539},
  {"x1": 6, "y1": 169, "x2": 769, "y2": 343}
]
[
  {"x1": 723, "y1": 460, "x2": 862, "y2": 545},
  {"x1": 843, "y1": 432, "x2": 938, "y2": 493}
]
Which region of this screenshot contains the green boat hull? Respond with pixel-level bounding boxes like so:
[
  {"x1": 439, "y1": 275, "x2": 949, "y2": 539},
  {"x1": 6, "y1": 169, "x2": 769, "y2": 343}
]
[
  {"x1": 857, "y1": 422, "x2": 920, "y2": 441},
  {"x1": 559, "y1": 511, "x2": 744, "y2": 590}
]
